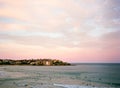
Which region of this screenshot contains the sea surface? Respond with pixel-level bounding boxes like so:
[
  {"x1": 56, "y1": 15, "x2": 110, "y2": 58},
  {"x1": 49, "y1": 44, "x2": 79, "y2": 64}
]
[{"x1": 0, "y1": 63, "x2": 120, "y2": 88}]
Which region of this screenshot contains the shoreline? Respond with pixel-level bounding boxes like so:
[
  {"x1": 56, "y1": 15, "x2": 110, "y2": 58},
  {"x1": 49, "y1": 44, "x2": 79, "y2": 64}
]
[{"x1": 54, "y1": 83, "x2": 116, "y2": 88}]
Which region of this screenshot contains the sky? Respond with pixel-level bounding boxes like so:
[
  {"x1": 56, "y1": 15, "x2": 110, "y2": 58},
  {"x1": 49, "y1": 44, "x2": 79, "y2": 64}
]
[{"x1": 0, "y1": 0, "x2": 120, "y2": 63}]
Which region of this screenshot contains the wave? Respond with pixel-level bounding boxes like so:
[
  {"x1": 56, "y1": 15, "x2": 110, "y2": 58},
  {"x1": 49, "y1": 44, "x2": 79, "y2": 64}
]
[{"x1": 54, "y1": 83, "x2": 115, "y2": 88}]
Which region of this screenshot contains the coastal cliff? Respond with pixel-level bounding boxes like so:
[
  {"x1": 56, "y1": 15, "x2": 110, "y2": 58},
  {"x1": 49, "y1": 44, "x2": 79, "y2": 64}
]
[{"x1": 0, "y1": 59, "x2": 71, "y2": 66}]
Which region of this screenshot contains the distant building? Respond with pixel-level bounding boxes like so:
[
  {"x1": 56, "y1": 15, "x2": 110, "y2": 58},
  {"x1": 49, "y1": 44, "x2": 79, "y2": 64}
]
[{"x1": 43, "y1": 60, "x2": 52, "y2": 66}]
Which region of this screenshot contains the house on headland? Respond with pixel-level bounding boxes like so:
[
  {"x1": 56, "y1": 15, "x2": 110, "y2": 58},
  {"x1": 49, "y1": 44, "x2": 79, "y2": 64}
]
[{"x1": 42, "y1": 59, "x2": 52, "y2": 66}]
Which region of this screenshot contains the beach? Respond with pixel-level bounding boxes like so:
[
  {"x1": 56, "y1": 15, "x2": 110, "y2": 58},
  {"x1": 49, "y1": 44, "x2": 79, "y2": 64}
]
[{"x1": 0, "y1": 64, "x2": 120, "y2": 88}]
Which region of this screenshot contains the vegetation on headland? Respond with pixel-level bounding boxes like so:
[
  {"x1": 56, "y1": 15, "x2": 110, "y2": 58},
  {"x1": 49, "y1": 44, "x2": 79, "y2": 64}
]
[{"x1": 0, "y1": 59, "x2": 71, "y2": 66}]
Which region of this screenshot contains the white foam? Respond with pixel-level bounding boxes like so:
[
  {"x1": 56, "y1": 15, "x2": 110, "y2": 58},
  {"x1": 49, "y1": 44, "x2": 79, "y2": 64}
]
[
  {"x1": 54, "y1": 83, "x2": 114, "y2": 88},
  {"x1": 54, "y1": 83, "x2": 92, "y2": 88}
]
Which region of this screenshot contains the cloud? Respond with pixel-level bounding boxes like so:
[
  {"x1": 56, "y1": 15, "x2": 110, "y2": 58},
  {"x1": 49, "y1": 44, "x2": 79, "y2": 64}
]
[
  {"x1": 95, "y1": 0, "x2": 120, "y2": 29},
  {"x1": 101, "y1": 30, "x2": 120, "y2": 49},
  {"x1": 0, "y1": 0, "x2": 120, "y2": 62}
]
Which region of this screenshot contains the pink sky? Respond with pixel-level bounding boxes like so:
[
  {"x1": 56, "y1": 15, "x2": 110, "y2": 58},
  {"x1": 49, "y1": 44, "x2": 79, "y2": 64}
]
[{"x1": 0, "y1": 0, "x2": 120, "y2": 63}]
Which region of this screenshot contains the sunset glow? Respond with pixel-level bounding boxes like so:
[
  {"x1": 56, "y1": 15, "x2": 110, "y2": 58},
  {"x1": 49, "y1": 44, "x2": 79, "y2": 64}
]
[{"x1": 0, "y1": 0, "x2": 120, "y2": 63}]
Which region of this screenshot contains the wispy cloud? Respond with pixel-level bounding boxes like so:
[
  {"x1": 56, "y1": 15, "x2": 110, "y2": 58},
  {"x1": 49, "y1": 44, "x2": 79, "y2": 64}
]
[{"x1": 0, "y1": 0, "x2": 120, "y2": 62}]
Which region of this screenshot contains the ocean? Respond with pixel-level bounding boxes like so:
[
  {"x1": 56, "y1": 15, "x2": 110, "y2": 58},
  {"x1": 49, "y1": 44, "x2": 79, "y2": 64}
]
[{"x1": 0, "y1": 63, "x2": 120, "y2": 88}]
